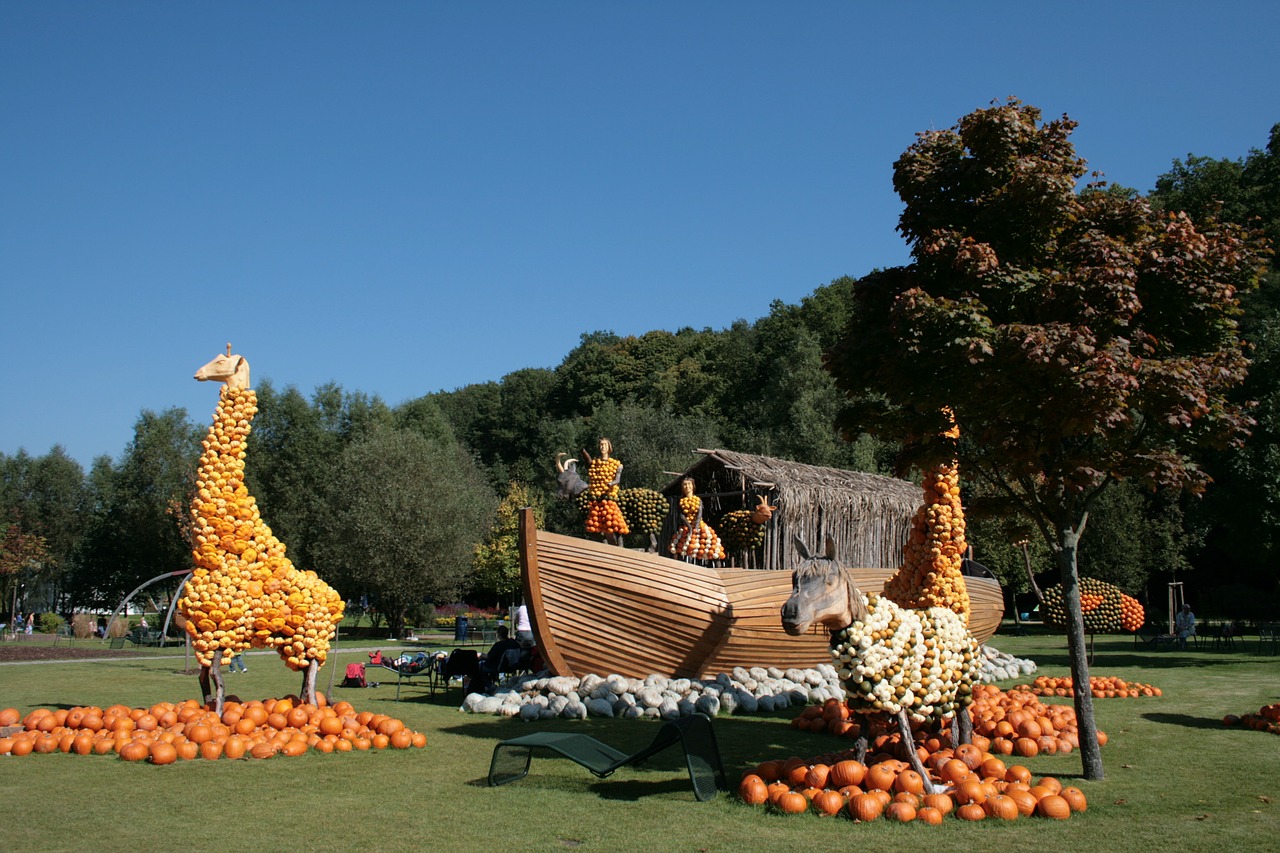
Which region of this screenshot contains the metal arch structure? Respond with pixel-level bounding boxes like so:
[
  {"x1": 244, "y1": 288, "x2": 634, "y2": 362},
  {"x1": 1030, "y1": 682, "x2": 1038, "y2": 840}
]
[{"x1": 101, "y1": 569, "x2": 193, "y2": 647}]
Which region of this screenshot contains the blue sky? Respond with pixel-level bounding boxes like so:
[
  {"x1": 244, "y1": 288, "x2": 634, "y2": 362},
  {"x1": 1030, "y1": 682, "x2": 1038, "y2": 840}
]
[{"x1": 4, "y1": 2, "x2": 1278, "y2": 469}]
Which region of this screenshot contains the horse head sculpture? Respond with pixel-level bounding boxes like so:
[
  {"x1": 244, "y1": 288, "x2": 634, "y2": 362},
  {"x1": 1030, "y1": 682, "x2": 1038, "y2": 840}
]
[{"x1": 780, "y1": 535, "x2": 868, "y2": 635}]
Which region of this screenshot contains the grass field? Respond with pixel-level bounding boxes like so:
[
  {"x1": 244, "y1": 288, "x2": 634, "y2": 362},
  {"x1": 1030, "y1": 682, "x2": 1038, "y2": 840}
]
[{"x1": 2, "y1": 629, "x2": 1278, "y2": 853}]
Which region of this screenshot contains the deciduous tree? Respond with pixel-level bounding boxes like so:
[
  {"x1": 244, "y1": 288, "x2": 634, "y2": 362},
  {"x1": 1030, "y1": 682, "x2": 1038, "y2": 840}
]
[{"x1": 826, "y1": 99, "x2": 1269, "y2": 780}]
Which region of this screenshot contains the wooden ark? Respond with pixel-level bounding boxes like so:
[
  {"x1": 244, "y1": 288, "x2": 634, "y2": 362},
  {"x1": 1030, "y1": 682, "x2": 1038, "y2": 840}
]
[{"x1": 519, "y1": 508, "x2": 1004, "y2": 680}]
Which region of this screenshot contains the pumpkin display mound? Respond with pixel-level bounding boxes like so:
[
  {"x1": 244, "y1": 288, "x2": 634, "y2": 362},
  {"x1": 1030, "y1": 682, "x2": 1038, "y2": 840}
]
[
  {"x1": 1040, "y1": 577, "x2": 1144, "y2": 633},
  {"x1": 737, "y1": 738, "x2": 1088, "y2": 822},
  {"x1": 1014, "y1": 675, "x2": 1162, "y2": 699},
  {"x1": 1225, "y1": 703, "x2": 1280, "y2": 734},
  {"x1": 789, "y1": 685, "x2": 1104, "y2": 759},
  {"x1": 0, "y1": 696, "x2": 427, "y2": 761}
]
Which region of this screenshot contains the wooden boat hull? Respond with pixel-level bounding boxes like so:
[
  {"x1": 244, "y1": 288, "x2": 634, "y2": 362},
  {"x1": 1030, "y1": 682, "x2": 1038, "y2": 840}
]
[{"x1": 519, "y1": 509, "x2": 1004, "y2": 680}]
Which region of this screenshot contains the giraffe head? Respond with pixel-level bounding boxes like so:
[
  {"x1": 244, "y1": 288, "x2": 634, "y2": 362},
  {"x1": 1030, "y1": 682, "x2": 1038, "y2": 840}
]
[{"x1": 195, "y1": 344, "x2": 251, "y2": 390}]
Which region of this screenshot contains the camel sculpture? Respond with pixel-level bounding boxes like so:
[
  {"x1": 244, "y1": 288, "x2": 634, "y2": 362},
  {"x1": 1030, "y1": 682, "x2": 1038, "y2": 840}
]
[{"x1": 180, "y1": 345, "x2": 344, "y2": 714}]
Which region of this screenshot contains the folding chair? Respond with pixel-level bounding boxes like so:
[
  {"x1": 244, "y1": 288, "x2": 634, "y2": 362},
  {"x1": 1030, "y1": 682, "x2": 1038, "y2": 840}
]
[
  {"x1": 488, "y1": 712, "x2": 727, "y2": 801},
  {"x1": 438, "y1": 648, "x2": 480, "y2": 692}
]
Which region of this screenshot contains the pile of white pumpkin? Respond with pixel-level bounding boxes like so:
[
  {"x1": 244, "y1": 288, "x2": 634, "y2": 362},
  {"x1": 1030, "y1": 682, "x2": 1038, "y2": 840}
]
[
  {"x1": 457, "y1": 644, "x2": 1036, "y2": 721},
  {"x1": 461, "y1": 665, "x2": 845, "y2": 721},
  {"x1": 979, "y1": 644, "x2": 1038, "y2": 682}
]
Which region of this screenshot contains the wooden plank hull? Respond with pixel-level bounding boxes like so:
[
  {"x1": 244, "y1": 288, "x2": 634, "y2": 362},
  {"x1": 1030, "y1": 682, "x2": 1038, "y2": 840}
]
[{"x1": 519, "y1": 509, "x2": 1004, "y2": 680}]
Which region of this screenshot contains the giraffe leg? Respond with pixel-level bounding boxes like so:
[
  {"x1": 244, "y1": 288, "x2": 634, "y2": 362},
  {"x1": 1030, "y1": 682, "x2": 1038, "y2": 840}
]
[
  {"x1": 202, "y1": 658, "x2": 226, "y2": 716},
  {"x1": 897, "y1": 709, "x2": 942, "y2": 795},
  {"x1": 300, "y1": 659, "x2": 319, "y2": 706},
  {"x1": 199, "y1": 665, "x2": 212, "y2": 708}
]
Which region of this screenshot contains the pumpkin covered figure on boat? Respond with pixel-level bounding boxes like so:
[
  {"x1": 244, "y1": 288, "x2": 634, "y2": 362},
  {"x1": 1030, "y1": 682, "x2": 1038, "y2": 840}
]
[
  {"x1": 583, "y1": 438, "x2": 629, "y2": 541},
  {"x1": 670, "y1": 477, "x2": 725, "y2": 562}
]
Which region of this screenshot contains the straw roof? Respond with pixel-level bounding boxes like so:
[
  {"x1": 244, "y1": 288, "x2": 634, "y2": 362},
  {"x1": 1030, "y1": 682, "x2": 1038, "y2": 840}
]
[{"x1": 662, "y1": 449, "x2": 922, "y2": 571}]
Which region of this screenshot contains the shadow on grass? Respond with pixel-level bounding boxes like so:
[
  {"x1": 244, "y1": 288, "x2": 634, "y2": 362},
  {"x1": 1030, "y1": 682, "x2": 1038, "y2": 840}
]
[
  {"x1": 1141, "y1": 712, "x2": 1228, "y2": 731},
  {"x1": 1010, "y1": 635, "x2": 1262, "y2": 672}
]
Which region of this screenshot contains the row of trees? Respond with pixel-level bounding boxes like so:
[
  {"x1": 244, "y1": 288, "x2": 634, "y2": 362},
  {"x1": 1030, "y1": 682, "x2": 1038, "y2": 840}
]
[{"x1": 2, "y1": 110, "x2": 1276, "y2": 648}]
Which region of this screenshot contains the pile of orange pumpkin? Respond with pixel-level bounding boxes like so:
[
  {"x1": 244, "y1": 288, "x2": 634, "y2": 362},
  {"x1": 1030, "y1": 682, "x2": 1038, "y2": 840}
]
[
  {"x1": 0, "y1": 696, "x2": 425, "y2": 762},
  {"x1": 738, "y1": 744, "x2": 1087, "y2": 822},
  {"x1": 1015, "y1": 675, "x2": 1162, "y2": 699},
  {"x1": 790, "y1": 685, "x2": 1105, "y2": 760},
  {"x1": 1223, "y1": 703, "x2": 1280, "y2": 734}
]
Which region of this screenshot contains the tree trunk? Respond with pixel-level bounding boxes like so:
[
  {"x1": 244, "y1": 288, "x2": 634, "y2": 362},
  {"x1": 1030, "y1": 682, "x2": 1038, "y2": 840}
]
[{"x1": 1056, "y1": 527, "x2": 1105, "y2": 780}]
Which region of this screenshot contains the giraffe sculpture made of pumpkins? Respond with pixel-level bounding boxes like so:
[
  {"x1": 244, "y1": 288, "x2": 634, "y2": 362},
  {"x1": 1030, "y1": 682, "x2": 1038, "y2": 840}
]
[
  {"x1": 781, "y1": 414, "x2": 979, "y2": 795},
  {"x1": 180, "y1": 345, "x2": 344, "y2": 714}
]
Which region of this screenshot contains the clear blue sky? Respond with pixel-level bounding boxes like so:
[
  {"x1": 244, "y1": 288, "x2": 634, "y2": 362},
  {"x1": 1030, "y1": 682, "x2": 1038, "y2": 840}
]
[{"x1": 4, "y1": 1, "x2": 1278, "y2": 469}]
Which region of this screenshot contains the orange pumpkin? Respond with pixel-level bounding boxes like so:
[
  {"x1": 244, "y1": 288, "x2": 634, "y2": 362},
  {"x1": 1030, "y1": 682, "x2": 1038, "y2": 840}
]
[
  {"x1": 828, "y1": 759, "x2": 866, "y2": 788},
  {"x1": 1060, "y1": 786, "x2": 1088, "y2": 812},
  {"x1": 1036, "y1": 794, "x2": 1072, "y2": 819},
  {"x1": 811, "y1": 790, "x2": 844, "y2": 817},
  {"x1": 953, "y1": 779, "x2": 987, "y2": 806},
  {"x1": 956, "y1": 802, "x2": 986, "y2": 821},
  {"x1": 864, "y1": 762, "x2": 898, "y2": 792},
  {"x1": 804, "y1": 763, "x2": 830, "y2": 790},
  {"x1": 916, "y1": 806, "x2": 944, "y2": 825},
  {"x1": 983, "y1": 794, "x2": 1019, "y2": 820},
  {"x1": 775, "y1": 791, "x2": 809, "y2": 814},
  {"x1": 893, "y1": 769, "x2": 925, "y2": 796},
  {"x1": 847, "y1": 793, "x2": 884, "y2": 822},
  {"x1": 922, "y1": 792, "x2": 954, "y2": 816},
  {"x1": 885, "y1": 801, "x2": 917, "y2": 822},
  {"x1": 119, "y1": 741, "x2": 149, "y2": 762},
  {"x1": 739, "y1": 774, "x2": 769, "y2": 805}
]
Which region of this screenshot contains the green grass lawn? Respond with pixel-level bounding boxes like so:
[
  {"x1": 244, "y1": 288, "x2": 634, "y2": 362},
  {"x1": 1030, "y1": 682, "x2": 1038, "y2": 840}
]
[{"x1": 2, "y1": 629, "x2": 1279, "y2": 853}]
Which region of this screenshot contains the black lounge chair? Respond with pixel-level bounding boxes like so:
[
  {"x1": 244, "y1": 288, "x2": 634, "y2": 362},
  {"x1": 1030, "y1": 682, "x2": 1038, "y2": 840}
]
[{"x1": 487, "y1": 712, "x2": 726, "y2": 801}]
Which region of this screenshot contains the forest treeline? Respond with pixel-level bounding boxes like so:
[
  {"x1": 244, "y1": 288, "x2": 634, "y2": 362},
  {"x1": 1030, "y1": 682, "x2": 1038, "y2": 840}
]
[{"x1": 3, "y1": 120, "x2": 1277, "y2": 631}]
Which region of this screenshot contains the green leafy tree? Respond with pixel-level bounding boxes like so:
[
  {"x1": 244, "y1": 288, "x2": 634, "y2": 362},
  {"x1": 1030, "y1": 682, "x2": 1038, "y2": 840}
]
[
  {"x1": 243, "y1": 381, "x2": 342, "y2": 572},
  {"x1": 472, "y1": 482, "x2": 544, "y2": 605},
  {"x1": 0, "y1": 522, "x2": 50, "y2": 620},
  {"x1": 316, "y1": 426, "x2": 496, "y2": 636},
  {"x1": 0, "y1": 447, "x2": 89, "y2": 611},
  {"x1": 1150, "y1": 124, "x2": 1280, "y2": 585},
  {"x1": 69, "y1": 409, "x2": 201, "y2": 611},
  {"x1": 825, "y1": 100, "x2": 1268, "y2": 780}
]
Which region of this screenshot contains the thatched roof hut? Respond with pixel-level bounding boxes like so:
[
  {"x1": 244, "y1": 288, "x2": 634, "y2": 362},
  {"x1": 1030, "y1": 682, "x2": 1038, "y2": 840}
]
[{"x1": 662, "y1": 449, "x2": 922, "y2": 571}]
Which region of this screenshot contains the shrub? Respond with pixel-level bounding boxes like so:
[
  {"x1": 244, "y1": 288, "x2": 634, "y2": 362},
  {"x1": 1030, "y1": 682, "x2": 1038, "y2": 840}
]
[
  {"x1": 38, "y1": 612, "x2": 64, "y2": 634},
  {"x1": 71, "y1": 613, "x2": 97, "y2": 639}
]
